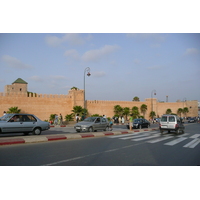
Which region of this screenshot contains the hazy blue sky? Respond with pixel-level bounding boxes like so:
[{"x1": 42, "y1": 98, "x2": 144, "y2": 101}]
[{"x1": 0, "y1": 33, "x2": 199, "y2": 102}]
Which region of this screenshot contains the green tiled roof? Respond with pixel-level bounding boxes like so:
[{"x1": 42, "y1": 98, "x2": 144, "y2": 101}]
[{"x1": 12, "y1": 78, "x2": 28, "y2": 84}]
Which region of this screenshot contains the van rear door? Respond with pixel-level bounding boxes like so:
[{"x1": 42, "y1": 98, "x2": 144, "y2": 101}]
[{"x1": 160, "y1": 116, "x2": 168, "y2": 129}]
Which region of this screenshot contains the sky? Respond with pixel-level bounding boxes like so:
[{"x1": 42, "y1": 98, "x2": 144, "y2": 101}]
[{"x1": 1, "y1": 33, "x2": 200, "y2": 102}]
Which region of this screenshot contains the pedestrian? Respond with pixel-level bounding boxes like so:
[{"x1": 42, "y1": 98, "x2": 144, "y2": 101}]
[
  {"x1": 3, "y1": 111, "x2": 6, "y2": 116},
  {"x1": 54, "y1": 114, "x2": 58, "y2": 125},
  {"x1": 121, "y1": 116, "x2": 125, "y2": 125},
  {"x1": 81, "y1": 113, "x2": 85, "y2": 121},
  {"x1": 129, "y1": 115, "x2": 133, "y2": 131},
  {"x1": 59, "y1": 113, "x2": 63, "y2": 125},
  {"x1": 76, "y1": 114, "x2": 79, "y2": 123},
  {"x1": 109, "y1": 119, "x2": 113, "y2": 131}
]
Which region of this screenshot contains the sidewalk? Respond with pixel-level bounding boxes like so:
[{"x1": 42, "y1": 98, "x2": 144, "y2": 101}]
[{"x1": 0, "y1": 127, "x2": 159, "y2": 146}]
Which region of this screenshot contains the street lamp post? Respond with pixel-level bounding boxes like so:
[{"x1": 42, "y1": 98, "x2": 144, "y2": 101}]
[
  {"x1": 84, "y1": 67, "x2": 91, "y2": 117},
  {"x1": 151, "y1": 89, "x2": 156, "y2": 121}
]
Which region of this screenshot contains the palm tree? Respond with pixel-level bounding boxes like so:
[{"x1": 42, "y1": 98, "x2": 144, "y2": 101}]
[
  {"x1": 149, "y1": 111, "x2": 156, "y2": 119},
  {"x1": 71, "y1": 106, "x2": 83, "y2": 115},
  {"x1": 123, "y1": 107, "x2": 130, "y2": 120},
  {"x1": 132, "y1": 96, "x2": 140, "y2": 101},
  {"x1": 65, "y1": 114, "x2": 74, "y2": 121},
  {"x1": 166, "y1": 108, "x2": 172, "y2": 114},
  {"x1": 140, "y1": 104, "x2": 147, "y2": 118},
  {"x1": 131, "y1": 106, "x2": 139, "y2": 119},
  {"x1": 7, "y1": 106, "x2": 21, "y2": 113},
  {"x1": 183, "y1": 107, "x2": 189, "y2": 118},
  {"x1": 71, "y1": 86, "x2": 79, "y2": 90},
  {"x1": 114, "y1": 105, "x2": 123, "y2": 116},
  {"x1": 177, "y1": 108, "x2": 183, "y2": 117}
]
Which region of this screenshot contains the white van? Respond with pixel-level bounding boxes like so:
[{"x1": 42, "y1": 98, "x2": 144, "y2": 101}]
[{"x1": 159, "y1": 114, "x2": 185, "y2": 134}]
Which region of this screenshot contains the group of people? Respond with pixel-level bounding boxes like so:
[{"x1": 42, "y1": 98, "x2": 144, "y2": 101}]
[{"x1": 52, "y1": 113, "x2": 63, "y2": 125}]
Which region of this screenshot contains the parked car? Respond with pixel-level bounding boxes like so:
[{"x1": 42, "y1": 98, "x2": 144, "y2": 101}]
[
  {"x1": 159, "y1": 114, "x2": 185, "y2": 134},
  {"x1": 0, "y1": 113, "x2": 50, "y2": 135},
  {"x1": 188, "y1": 117, "x2": 196, "y2": 123},
  {"x1": 74, "y1": 117, "x2": 109, "y2": 132},
  {"x1": 126, "y1": 118, "x2": 150, "y2": 129}
]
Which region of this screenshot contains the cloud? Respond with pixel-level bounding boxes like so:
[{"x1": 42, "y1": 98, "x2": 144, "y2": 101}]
[
  {"x1": 1, "y1": 55, "x2": 33, "y2": 69},
  {"x1": 92, "y1": 71, "x2": 106, "y2": 77},
  {"x1": 45, "y1": 33, "x2": 85, "y2": 47},
  {"x1": 184, "y1": 48, "x2": 199, "y2": 55},
  {"x1": 81, "y1": 45, "x2": 120, "y2": 62},
  {"x1": 29, "y1": 76, "x2": 43, "y2": 82},
  {"x1": 127, "y1": 33, "x2": 167, "y2": 42},
  {"x1": 64, "y1": 49, "x2": 80, "y2": 60}
]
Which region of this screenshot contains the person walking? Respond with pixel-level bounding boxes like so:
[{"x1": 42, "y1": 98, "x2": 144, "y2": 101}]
[
  {"x1": 59, "y1": 113, "x2": 63, "y2": 125},
  {"x1": 109, "y1": 119, "x2": 113, "y2": 131},
  {"x1": 121, "y1": 116, "x2": 125, "y2": 125},
  {"x1": 76, "y1": 114, "x2": 79, "y2": 123},
  {"x1": 129, "y1": 115, "x2": 133, "y2": 131}
]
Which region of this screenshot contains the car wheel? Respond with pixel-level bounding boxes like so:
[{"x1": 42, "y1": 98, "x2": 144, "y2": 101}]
[
  {"x1": 104, "y1": 126, "x2": 109, "y2": 131},
  {"x1": 176, "y1": 129, "x2": 181, "y2": 134},
  {"x1": 88, "y1": 127, "x2": 93, "y2": 132},
  {"x1": 33, "y1": 127, "x2": 41, "y2": 135}
]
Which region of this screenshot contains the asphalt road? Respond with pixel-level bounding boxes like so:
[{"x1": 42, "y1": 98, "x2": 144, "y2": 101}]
[{"x1": 0, "y1": 122, "x2": 199, "y2": 166}]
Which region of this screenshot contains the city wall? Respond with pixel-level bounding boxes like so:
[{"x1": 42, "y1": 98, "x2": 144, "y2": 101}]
[{"x1": 0, "y1": 89, "x2": 198, "y2": 121}]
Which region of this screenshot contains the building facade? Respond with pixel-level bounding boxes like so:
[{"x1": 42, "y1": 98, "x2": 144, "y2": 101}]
[{"x1": 0, "y1": 78, "x2": 198, "y2": 121}]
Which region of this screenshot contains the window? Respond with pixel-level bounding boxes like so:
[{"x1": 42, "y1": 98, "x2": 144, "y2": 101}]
[
  {"x1": 161, "y1": 116, "x2": 167, "y2": 122},
  {"x1": 169, "y1": 116, "x2": 175, "y2": 122}
]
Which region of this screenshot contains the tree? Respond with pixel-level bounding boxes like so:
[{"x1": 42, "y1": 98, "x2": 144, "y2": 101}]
[
  {"x1": 7, "y1": 106, "x2": 21, "y2": 113},
  {"x1": 132, "y1": 96, "x2": 140, "y2": 101},
  {"x1": 140, "y1": 104, "x2": 147, "y2": 118},
  {"x1": 177, "y1": 108, "x2": 183, "y2": 117},
  {"x1": 166, "y1": 108, "x2": 172, "y2": 114},
  {"x1": 71, "y1": 106, "x2": 83, "y2": 115},
  {"x1": 114, "y1": 105, "x2": 123, "y2": 116},
  {"x1": 71, "y1": 87, "x2": 79, "y2": 90},
  {"x1": 123, "y1": 107, "x2": 130, "y2": 120},
  {"x1": 131, "y1": 106, "x2": 140, "y2": 119},
  {"x1": 149, "y1": 111, "x2": 156, "y2": 119},
  {"x1": 183, "y1": 107, "x2": 189, "y2": 118},
  {"x1": 65, "y1": 114, "x2": 74, "y2": 121}
]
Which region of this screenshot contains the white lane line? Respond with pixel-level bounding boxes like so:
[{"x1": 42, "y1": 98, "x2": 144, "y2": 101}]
[
  {"x1": 164, "y1": 137, "x2": 187, "y2": 146},
  {"x1": 183, "y1": 139, "x2": 200, "y2": 148},
  {"x1": 177, "y1": 133, "x2": 190, "y2": 137},
  {"x1": 148, "y1": 136, "x2": 174, "y2": 143},
  {"x1": 107, "y1": 132, "x2": 140, "y2": 138},
  {"x1": 121, "y1": 131, "x2": 158, "y2": 140},
  {"x1": 189, "y1": 134, "x2": 200, "y2": 139},
  {"x1": 131, "y1": 134, "x2": 160, "y2": 141}
]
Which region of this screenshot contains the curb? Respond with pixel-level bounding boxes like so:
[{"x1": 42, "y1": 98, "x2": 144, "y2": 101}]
[{"x1": 0, "y1": 128, "x2": 159, "y2": 146}]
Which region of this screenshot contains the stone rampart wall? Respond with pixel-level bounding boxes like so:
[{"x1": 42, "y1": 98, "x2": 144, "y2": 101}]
[{"x1": 0, "y1": 91, "x2": 198, "y2": 121}]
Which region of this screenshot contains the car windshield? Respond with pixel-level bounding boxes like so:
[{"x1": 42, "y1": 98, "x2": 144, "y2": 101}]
[
  {"x1": 84, "y1": 117, "x2": 96, "y2": 122},
  {"x1": 0, "y1": 114, "x2": 13, "y2": 121}
]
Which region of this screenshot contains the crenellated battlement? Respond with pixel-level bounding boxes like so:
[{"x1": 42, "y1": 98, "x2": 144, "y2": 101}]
[{"x1": 0, "y1": 92, "x2": 72, "y2": 98}]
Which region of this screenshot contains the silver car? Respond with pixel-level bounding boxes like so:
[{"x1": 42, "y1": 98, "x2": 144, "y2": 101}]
[
  {"x1": 74, "y1": 117, "x2": 109, "y2": 132},
  {"x1": 0, "y1": 113, "x2": 50, "y2": 135}
]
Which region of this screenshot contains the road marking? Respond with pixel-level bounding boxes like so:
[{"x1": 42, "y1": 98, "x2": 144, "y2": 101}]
[
  {"x1": 148, "y1": 136, "x2": 174, "y2": 143},
  {"x1": 131, "y1": 133, "x2": 161, "y2": 141},
  {"x1": 107, "y1": 132, "x2": 139, "y2": 138},
  {"x1": 183, "y1": 139, "x2": 200, "y2": 148},
  {"x1": 164, "y1": 137, "x2": 187, "y2": 146},
  {"x1": 189, "y1": 134, "x2": 200, "y2": 139},
  {"x1": 120, "y1": 131, "x2": 158, "y2": 140}
]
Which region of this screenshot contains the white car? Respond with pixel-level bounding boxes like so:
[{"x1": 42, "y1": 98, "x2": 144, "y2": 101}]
[{"x1": 0, "y1": 113, "x2": 50, "y2": 135}]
